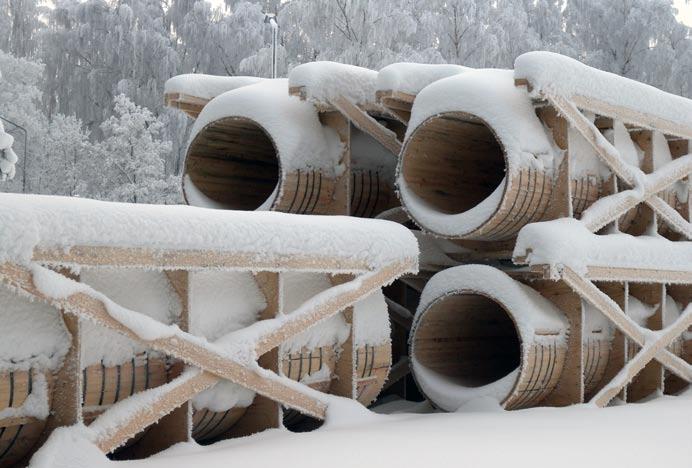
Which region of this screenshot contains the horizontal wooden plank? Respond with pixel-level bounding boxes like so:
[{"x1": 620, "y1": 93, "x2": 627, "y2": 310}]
[{"x1": 33, "y1": 245, "x2": 374, "y2": 273}]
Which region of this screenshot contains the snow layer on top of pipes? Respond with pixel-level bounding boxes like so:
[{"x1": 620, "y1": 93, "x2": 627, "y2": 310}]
[
  {"x1": 164, "y1": 74, "x2": 264, "y2": 100},
  {"x1": 376, "y1": 62, "x2": 471, "y2": 96},
  {"x1": 514, "y1": 218, "x2": 692, "y2": 274},
  {"x1": 189, "y1": 79, "x2": 342, "y2": 175},
  {"x1": 288, "y1": 61, "x2": 378, "y2": 104},
  {"x1": 416, "y1": 264, "x2": 568, "y2": 339},
  {"x1": 515, "y1": 51, "x2": 692, "y2": 130},
  {"x1": 0, "y1": 193, "x2": 419, "y2": 270},
  {"x1": 404, "y1": 69, "x2": 555, "y2": 169}
]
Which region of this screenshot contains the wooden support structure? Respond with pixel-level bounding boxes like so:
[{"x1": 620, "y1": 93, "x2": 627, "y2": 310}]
[
  {"x1": 331, "y1": 96, "x2": 402, "y2": 156},
  {"x1": 227, "y1": 272, "x2": 283, "y2": 437},
  {"x1": 0, "y1": 231, "x2": 414, "y2": 458},
  {"x1": 164, "y1": 93, "x2": 209, "y2": 119},
  {"x1": 129, "y1": 271, "x2": 192, "y2": 457}
]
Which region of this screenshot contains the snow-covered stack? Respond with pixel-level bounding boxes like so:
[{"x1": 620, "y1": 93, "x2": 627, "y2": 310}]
[{"x1": 0, "y1": 120, "x2": 18, "y2": 181}]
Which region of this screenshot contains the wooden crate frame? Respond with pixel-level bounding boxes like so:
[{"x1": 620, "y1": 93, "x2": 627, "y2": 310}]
[
  {"x1": 512, "y1": 73, "x2": 692, "y2": 407},
  {"x1": 0, "y1": 244, "x2": 414, "y2": 457}
]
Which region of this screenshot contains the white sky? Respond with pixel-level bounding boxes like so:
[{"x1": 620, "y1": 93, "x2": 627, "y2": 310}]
[
  {"x1": 675, "y1": 0, "x2": 692, "y2": 26},
  {"x1": 208, "y1": 0, "x2": 692, "y2": 27}
]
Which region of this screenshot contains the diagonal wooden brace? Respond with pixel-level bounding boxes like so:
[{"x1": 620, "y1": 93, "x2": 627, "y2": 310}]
[
  {"x1": 331, "y1": 96, "x2": 402, "y2": 156},
  {"x1": 253, "y1": 261, "x2": 412, "y2": 355},
  {"x1": 0, "y1": 263, "x2": 329, "y2": 420},
  {"x1": 561, "y1": 267, "x2": 692, "y2": 385},
  {"x1": 590, "y1": 308, "x2": 692, "y2": 407},
  {"x1": 548, "y1": 94, "x2": 692, "y2": 239}
]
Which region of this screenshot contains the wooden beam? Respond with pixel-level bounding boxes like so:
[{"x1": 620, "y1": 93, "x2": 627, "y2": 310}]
[
  {"x1": 548, "y1": 94, "x2": 692, "y2": 239},
  {"x1": 627, "y1": 283, "x2": 664, "y2": 401},
  {"x1": 227, "y1": 272, "x2": 283, "y2": 437},
  {"x1": 328, "y1": 274, "x2": 356, "y2": 399},
  {"x1": 561, "y1": 267, "x2": 692, "y2": 384},
  {"x1": 380, "y1": 356, "x2": 410, "y2": 393},
  {"x1": 93, "y1": 370, "x2": 218, "y2": 453},
  {"x1": 33, "y1": 245, "x2": 374, "y2": 273},
  {"x1": 253, "y1": 261, "x2": 412, "y2": 355},
  {"x1": 0, "y1": 263, "x2": 329, "y2": 420},
  {"x1": 319, "y1": 111, "x2": 351, "y2": 215},
  {"x1": 129, "y1": 270, "x2": 193, "y2": 457},
  {"x1": 331, "y1": 96, "x2": 402, "y2": 156},
  {"x1": 570, "y1": 93, "x2": 692, "y2": 141},
  {"x1": 590, "y1": 304, "x2": 692, "y2": 407},
  {"x1": 585, "y1": 266, "x2": 692, "y2": 284}
]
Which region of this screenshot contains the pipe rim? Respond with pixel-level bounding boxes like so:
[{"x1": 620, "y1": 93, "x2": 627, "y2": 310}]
[
  {"x1": 397, "y1": 111, "x2": 511, "y2": 238},
  {"x1": 410, "y1": 289, "x2": 524, "y2": 410},
  {"x1": 183, "y1": 116, "x2": 283, "y2": 211}
]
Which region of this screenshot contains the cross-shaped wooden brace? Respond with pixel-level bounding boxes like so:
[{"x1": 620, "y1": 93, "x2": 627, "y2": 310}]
[
  {"x1": 560, "y1": 267, "x2": 692, "y2": 407},
  {"x1": 0, "y1": 256, "x2": 414, "y2": 454},
  {"x1": 546, "y1": 93, "x2": 692, "y2": 239}
]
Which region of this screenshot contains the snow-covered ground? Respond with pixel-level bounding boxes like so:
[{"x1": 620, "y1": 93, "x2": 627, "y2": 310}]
[{"x1": 36, "y1": 391, "x2": 692, "y2": 468}]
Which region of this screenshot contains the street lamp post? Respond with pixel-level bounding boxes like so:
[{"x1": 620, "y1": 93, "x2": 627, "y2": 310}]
[{"x1": 264, "y1": 13, "x2": 279, "y2": 79}]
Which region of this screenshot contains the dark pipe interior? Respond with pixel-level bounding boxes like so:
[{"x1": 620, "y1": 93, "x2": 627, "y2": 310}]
[
  {"x1": 402, "y1": 113, "x2": 505, "y2": 215},
  {"x1": 414, "y1": 293, "x2": 520, "y2": 387},
  {"x1": 185, "y1": 117, "x2": 280, "y2": 210}
]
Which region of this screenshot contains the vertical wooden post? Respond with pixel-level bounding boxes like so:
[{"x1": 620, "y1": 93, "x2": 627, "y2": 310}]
[
  {"x1": 227, "y1": 272, "x2": 283, "y2": 436},
  {"x1": 329, "y1": 274, "x2": 356, "y2": 399},
  {"x1": 627, "y1": 282, "x2": 664, "y2": 401},
  {"x1": 664, "y1": 283, "x2": 691, "y2": 395},
  {"x1": 531, "y1": 279, "x2": 583, "y2": 406},
  {"x1": 319, "y1": 111, "x2": 351, "y2": 216},
  {"x1": 628, "y1": 130, "x2": 657, "y2": 235},
  {"x1": 593, "y1": 281, "x2": 628, "y2": 401},
  {"x1": 538, "y1": 106, "x2": 572, "y2": 220},
  {"x1": 25, "y1": 269, "x2": 83, "y2": 467},
  {"x1": 129, "y1": 270, "x2": 192, "y2": 457},
  {"x1": 46, "y1": 315, "x2": 82, "y2": 430}
]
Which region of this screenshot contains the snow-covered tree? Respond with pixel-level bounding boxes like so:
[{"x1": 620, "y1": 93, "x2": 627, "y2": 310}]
[
  {"x1": 0, "y1": 120, "x2": 18, "y2": 181},
  {"x1": 96, "y1": 94, "x2": 180, "y2": 204}
]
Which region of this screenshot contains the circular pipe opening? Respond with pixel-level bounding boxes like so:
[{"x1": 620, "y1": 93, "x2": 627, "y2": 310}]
[
  {"x1": 413, "y1": 293, "x2": 520, "y2": 387},
  {"x1": 184, "y1": 117, "x2": 280, "y2": 210},
  {"x1": 401, "y1": 113, "x2": 505, "y2": 215}
]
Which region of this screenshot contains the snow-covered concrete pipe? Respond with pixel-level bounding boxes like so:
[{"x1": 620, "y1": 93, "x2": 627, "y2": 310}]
[
  {"x1": 183, "y1": 78, "x2": 398, "y2": 217},
  {"x1": 397, "y1": 69, "x2": 557, "y2": 241},
  {"x1": 409, "y1": 265, "x2": 570, "y2": 411},
  {"x1": 183, "y1": 79, "x2": 342, "y2": 214}
]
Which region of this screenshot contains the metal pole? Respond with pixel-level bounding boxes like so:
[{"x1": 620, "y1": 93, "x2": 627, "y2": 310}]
[{"x1": 264, "y1": 13, "x2": 279, "y2": 79}]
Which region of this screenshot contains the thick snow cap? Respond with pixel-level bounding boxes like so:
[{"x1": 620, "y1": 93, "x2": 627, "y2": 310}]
[
  {"x1": 514, "y1": 218, "x2": 692, "y2": 275},
  {"x1": 0, "y1": 193, "x2": 419, "y2": 272},
  {"x1": 184, "y1": 79, "x2": 342, "y2": 210},
  {"x1": 515, "y1": 51, "x2": 692, "y2": 132},
  {"x1": 376, "y1": 63, "x2": 471, "y2": 96},
  {"x1": 164, "y1": 74, "x2": 264, "y2": 101},
  {"x1": 397, "y1": 69, "x2": 555, "y2": 238},
  {"x1": 289, "y1": 61, "x2": 378, "y2": 104}
]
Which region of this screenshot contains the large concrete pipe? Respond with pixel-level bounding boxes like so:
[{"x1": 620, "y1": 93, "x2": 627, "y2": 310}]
[
  {"x1": 397, "y1": 69, "x2": 557, "y2": 241},
  {"x1": 183, "y1": 78, "x2": 398, "y2": 218},
  {"x1": 409, "y1": 265, "x2": 569, "y2": 410},
  {"x1": 183, "y1": 79, "x2": 341, "y2": 214}
]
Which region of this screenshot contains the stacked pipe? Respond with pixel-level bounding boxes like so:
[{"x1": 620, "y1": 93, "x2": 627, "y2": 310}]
[
  {"x1": 182, "y1": 78, "x2": 398, "y2": 218},
  {"x1": 169, "y1": 54, "x2": 690, "y2": 417}
]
